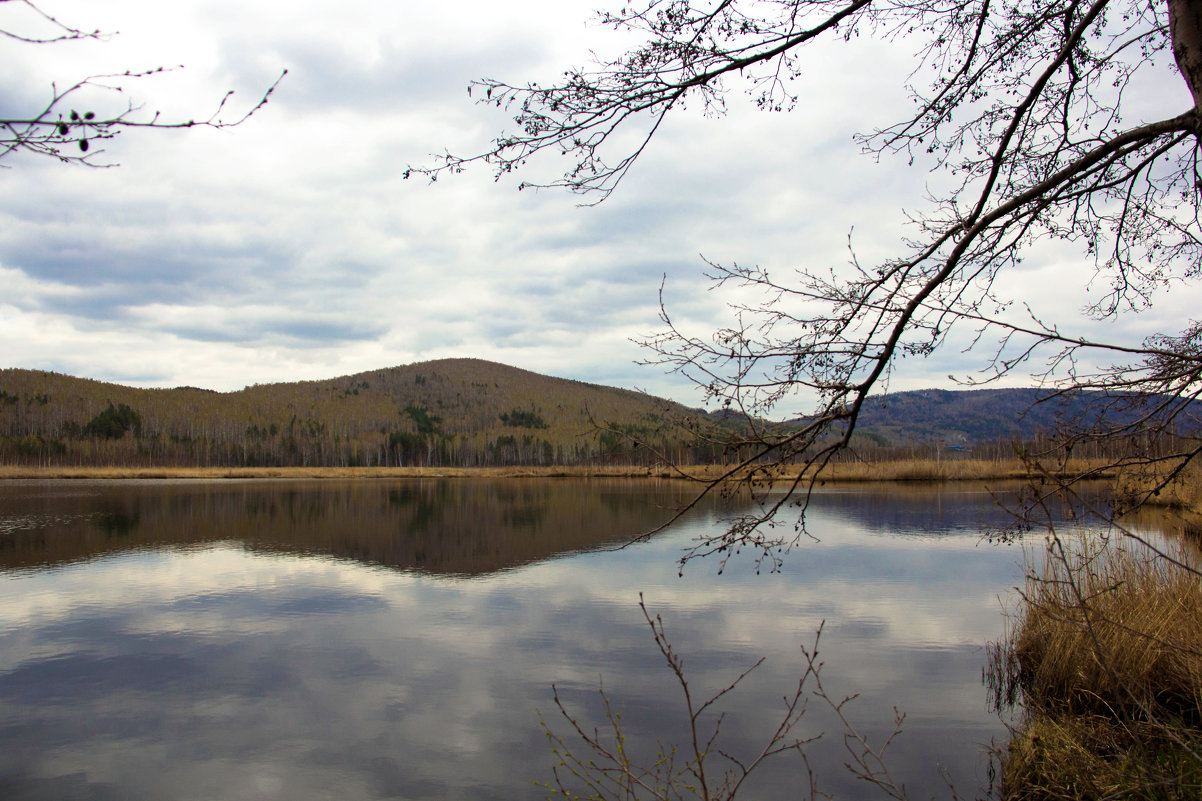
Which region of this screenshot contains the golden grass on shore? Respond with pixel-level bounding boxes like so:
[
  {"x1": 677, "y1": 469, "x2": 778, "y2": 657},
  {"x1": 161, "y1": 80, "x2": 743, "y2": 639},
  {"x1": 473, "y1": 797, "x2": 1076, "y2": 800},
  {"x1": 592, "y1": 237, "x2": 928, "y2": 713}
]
[
  {"x1": 0, "y1": 465, "x2": 668, "y2": 480},
  {"x1": 804, "y1": 456, "x2": 1114, "y2": 483},
  {"x1": 993, "y1": 539, "x2": 1202, "y2": 800},
  {"x1": 0, "y1": 456, "x2": 1120, "y2": 483},
  {"x1": 1116, "y1": 460, "x2": 1202, "y2": 514}
]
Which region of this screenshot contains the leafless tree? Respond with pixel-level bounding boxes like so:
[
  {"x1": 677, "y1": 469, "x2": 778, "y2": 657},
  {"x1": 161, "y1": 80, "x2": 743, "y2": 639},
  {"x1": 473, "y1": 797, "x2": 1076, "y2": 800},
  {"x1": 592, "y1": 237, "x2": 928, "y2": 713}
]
[
  {"x1": 412, "y1": 0, "x2": 1202, "y2": 562},
  {"x1": 541, "y1": 595, "x2": 916, "y2": 801},
  {"x1": 1, "y1": 0, "x2": 283, "y2": 166}
]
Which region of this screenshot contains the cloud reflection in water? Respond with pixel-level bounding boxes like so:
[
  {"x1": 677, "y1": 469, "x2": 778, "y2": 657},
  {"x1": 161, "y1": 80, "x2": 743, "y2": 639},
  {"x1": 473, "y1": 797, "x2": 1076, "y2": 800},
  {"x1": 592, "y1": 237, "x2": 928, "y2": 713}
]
[{"x1": 0, "y1": 479, "x2": 1064, "y2": 800}]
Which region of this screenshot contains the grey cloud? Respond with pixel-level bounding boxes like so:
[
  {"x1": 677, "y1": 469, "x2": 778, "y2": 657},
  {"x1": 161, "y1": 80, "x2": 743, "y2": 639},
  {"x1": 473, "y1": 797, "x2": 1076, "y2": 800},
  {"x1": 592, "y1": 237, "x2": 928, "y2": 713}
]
[
  {"x1": 1, "y1": 192, "x2": 390, "y2": 322},
  {"x1": 461, "y1": 284, "x2": 652, "y2": 345},
  {"x1": 528, "y1": 196, "x2": 712, "y2": 253},
  {"x1": 0, "y1": 68, "x2": 54, "y2": 121},
  {"x1": 221, "y1": 35, "x2": 549, "y2": 114},
  {"x1": 164, "y1": 317, "x2": 388, "y2": 345},
  {"x1": 2, "y1": 240, "x2": 289, "y2": 314},
  {"x1": 22, "y1": 288, "x2": 144, "y2": 322},
  {"x1": 271, "y1": 318, "x2": 390, "y2": 343}
]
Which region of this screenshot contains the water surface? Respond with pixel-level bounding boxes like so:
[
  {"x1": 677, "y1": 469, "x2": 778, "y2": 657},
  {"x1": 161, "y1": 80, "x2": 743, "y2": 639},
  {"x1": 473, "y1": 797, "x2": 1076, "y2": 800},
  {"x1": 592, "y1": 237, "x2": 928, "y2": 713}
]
[{"x1": 0, "y1": 478, "x2": 1083, "y2": 800}]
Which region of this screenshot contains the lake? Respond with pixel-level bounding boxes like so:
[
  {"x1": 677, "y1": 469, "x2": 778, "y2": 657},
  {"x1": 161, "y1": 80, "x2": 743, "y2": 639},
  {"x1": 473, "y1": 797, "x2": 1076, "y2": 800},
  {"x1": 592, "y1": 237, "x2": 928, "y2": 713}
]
[{"x1": 0, "y1": 478, "x2": 1114, "y2": 800}]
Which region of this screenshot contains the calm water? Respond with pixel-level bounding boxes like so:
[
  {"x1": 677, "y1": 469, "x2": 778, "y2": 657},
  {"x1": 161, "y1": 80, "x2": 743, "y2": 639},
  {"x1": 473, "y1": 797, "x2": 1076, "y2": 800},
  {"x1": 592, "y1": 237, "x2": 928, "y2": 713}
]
[{"x1": 0, "y1": 479, "x2": 1098, "y2": 800}]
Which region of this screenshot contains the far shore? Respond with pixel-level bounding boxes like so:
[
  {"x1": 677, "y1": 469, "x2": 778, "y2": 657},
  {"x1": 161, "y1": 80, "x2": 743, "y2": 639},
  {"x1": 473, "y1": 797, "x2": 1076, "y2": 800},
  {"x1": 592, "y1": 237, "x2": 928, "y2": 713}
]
[{"x1": 0, "y1": 457, "x2": 1119, "y2": 484}]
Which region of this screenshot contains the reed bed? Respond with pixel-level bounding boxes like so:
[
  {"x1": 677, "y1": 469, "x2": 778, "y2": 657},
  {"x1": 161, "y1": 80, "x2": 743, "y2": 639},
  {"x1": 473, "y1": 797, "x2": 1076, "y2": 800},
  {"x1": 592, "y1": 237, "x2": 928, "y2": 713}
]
[
  {"x1": 0, "y1": 456, "x2": 1118, "y2": 483},
  {"x1": 994, "y1": 538, "x2": 1202, "y2": 800},
  {"x1": 1116, "y1": 460, "x2": 1202, "y2": 514},
  {"x1": 652, "y1": 456, "x2": 1116, "y2": 483},
  {"x1": 0, "y1": 465, "x2": 673, "y2": 480},
  {"x1": 812, "y1": 457, "x2": 1109, "y2": 483}
]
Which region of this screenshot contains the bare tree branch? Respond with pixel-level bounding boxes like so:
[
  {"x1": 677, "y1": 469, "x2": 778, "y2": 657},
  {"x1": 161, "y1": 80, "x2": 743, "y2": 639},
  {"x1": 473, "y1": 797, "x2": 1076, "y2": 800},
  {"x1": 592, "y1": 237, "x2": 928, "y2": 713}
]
[
  {"x1": 419, "y1": 0, "x2": 1202, "y2": 562},
  {"x1": 2, "y1": 0, "x2": 285, "y2": 167}
]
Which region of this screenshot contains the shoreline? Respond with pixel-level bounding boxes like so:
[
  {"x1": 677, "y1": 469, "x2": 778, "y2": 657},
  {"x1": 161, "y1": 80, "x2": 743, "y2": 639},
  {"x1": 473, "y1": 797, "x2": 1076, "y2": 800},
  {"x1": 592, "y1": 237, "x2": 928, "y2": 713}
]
[{"x1": 0, "y1": 457, "x2": 1116, "y2": 483}]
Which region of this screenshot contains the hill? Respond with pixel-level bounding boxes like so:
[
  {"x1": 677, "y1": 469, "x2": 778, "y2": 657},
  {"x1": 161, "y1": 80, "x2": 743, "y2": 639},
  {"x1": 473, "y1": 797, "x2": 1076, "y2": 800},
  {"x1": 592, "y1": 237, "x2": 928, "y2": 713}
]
[
  {"x1": 1, "y1": 361, "x2": 1191, "y2": 468},
  {"x1": 0, "y1": 359, "x2": 721, "y2": 468},
  {"x1": 853, "y1": 388, "x2": 1081, "y2": 446},
  {"x1": 849, "y1": 386, "x2": 1200, "y2": 447}
]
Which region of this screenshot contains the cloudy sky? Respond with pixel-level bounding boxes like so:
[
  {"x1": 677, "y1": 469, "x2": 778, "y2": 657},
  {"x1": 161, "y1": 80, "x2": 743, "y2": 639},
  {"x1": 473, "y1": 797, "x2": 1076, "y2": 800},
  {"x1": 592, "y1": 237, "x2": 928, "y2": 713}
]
[{"x1": 1, "y1": 0, "x2": 1194, "y2": 413}]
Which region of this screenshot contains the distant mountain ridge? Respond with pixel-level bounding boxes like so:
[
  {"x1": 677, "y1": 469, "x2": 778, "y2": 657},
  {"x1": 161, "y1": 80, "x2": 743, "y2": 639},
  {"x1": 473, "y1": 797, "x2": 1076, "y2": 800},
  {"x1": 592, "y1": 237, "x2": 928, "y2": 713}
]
[
  {"x1": 854, "y1": 387, "x2": 1070, "y2": 445},
  {"x1": 844, "y1": 386, "x2": 1199, "y2": 447},
  {"x1": 0, "y1": 360, "x2": 1191, "y2": 466}
]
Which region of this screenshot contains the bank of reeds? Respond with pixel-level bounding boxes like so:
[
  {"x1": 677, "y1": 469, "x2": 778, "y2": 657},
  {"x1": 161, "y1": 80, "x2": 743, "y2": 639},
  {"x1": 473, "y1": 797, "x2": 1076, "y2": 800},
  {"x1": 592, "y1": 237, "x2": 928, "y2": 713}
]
[
  {"x1": 0, "y1": 456, "x2": 1112, "y2": 482},
  {"x1": 0, "y1": 464, "x2": 674, "y2": 480},
  {"x1": 0, "y1": 456, "x2": 1122, "y2": 483},
  {"x1": 811, "y1": 456, "x2": 1111, "y2": 483},
  {"x1": 1116, "y1": 460, "x2": 1202, "y2": 514},
  {"x1": 992, "y1": 537, "x2": 1202, "y2": 800},
  {"x1": 652, "y1": 456, "x2": 1116, "y2": 483}
]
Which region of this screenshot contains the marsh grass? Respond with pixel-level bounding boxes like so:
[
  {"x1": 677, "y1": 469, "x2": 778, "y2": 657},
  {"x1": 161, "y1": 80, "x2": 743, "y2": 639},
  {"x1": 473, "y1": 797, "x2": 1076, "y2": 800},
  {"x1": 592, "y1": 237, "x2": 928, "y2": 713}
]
[
  {"x1": 1116, "y1": 460, "x2": 1202, "y2": 514},
  {"x1": 0, "y1": 456, "x2": 1120, "y2": 483},
  {"x1": 809, "y1": 457, "x2": 1108, "y2": 483},
  {"x1": 1001, "y1": 713, "x2": 1202, "y2": 801},
  {"x1": 0, "y1": 465, "x2": 666, "y2": 480},
  {"x1": 993, "y1": 537, "x2": 1202, "y2": 800}
]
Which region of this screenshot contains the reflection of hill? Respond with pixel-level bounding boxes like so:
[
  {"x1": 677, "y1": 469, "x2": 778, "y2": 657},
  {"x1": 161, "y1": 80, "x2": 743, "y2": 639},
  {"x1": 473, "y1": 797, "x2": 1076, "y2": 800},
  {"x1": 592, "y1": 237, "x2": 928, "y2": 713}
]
[
  {"x1": 0, "y1": 479, "x2": 709, "y2": 576},
  {"x1": 803, "y1": 481, "x2": 1110, "y2": 536}
]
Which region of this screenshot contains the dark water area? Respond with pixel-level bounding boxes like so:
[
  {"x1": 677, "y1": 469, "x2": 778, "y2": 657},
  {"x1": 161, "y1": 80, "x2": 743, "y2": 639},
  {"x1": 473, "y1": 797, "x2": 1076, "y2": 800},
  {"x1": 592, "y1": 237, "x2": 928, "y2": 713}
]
[{"x1": 0, "y1": 478, "x2": 1123, "y2": 800}]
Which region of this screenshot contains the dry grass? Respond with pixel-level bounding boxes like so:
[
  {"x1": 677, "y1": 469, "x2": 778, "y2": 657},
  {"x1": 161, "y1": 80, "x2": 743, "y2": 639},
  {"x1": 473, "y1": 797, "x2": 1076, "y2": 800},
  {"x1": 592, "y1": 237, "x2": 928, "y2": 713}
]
[
  {"x1": 812, "y1": 457, "x2": 1108, "y2": 483},
  {"x1": 0, "y1": 456, "x2": 1119, "y2": 483},
  {"x1": 994, "y1": 538, "x2": 1202, "y2": 800},
  {"x1": 1014, "y1": 542, "x2": 1202, "y2": 716},
  {"x1": 0, "y1": 464, "x2": 680, "y2": 480},
  {"x1": 653, "y1": 456, "x2": 1115, "y2": 483},
  {"x1": 1002, "y1": 713, "x2": 1202, "y2": 801},
  {"x1": 1116, "y1": 460, "x2": 1202, "y2": 514}
]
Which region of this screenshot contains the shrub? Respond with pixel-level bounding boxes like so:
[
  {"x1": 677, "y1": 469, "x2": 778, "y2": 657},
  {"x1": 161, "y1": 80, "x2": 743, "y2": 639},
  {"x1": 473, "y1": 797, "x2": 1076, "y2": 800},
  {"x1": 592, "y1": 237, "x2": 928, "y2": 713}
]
[
  {"x1": 991, "y1": 537, "x2": 1202, "y2": 800},
  {"x1": 83, "y1": 402, "x2": 141, "y2": 439}
]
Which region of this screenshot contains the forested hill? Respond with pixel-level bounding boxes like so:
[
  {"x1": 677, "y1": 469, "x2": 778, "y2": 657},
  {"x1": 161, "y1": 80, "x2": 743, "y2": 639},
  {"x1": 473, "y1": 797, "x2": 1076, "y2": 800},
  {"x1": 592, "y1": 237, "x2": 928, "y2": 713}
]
[
  {"x1": 1, "y1": 361, "x2": 1188, "y2": 467},
  {"x1": 0, "y1": 359, "x2": 718, "y2": 468},
  {"x1": 852, "y1": 387, "x2": 1060, "y2": 445},
  {"x1": 848, "y1": 387, "x2": 1198, "y2": 447}
]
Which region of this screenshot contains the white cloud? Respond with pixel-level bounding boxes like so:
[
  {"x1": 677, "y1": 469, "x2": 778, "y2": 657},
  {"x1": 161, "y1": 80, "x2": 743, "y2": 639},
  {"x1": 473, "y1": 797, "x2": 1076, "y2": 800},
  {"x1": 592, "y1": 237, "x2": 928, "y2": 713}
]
[{"x1": 0, "y1": 0, "x2": 1193, "y2": 410}]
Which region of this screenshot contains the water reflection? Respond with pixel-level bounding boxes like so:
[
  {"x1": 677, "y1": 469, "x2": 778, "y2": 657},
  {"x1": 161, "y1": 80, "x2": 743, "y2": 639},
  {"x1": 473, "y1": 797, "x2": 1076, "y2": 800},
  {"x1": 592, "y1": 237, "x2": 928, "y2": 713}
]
[
  {"x1": 0, "y1": 479, "x2": 1147, "y2": 801},
  {"x1": 0, "y1": 479, "x2": 703, "y2": 575}
]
